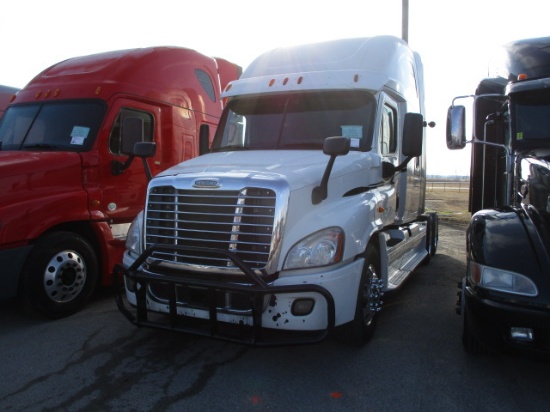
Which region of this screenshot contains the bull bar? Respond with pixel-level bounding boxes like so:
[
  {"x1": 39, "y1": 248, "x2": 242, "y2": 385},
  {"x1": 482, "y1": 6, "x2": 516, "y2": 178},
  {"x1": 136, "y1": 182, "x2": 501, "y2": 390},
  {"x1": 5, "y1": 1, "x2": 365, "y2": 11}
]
[{"x1": 115, "y1": 244, "x2": 336, "y2": 346}]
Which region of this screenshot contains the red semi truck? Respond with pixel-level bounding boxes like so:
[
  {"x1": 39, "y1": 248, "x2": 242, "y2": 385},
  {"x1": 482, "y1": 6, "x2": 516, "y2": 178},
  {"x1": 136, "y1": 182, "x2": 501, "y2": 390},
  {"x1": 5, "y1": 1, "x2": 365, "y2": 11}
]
[{"x1": 0, "y1": 47, "x2": 241, "y2": 318}]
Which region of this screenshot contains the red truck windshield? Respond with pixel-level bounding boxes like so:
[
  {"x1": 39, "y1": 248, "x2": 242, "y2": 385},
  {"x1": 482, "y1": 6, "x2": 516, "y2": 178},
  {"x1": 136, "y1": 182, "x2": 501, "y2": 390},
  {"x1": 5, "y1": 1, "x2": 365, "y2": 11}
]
[
  {"x1": 212, "y1": 91, "x2": 376, "y2": 152},
  {"x1": 0, "y1": 100, "x2": 105, "y2": 151}
]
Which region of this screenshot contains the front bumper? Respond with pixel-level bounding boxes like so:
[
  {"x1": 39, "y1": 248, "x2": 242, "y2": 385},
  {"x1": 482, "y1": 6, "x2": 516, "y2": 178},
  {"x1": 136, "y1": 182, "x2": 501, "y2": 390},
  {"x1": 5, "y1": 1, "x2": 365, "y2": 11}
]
[
  {"x1": 115, "y1": 245, "x2": 345, "y2": 346},
  {"x1": 464, "y1": 285, "x2": 550, "y2": 357}
]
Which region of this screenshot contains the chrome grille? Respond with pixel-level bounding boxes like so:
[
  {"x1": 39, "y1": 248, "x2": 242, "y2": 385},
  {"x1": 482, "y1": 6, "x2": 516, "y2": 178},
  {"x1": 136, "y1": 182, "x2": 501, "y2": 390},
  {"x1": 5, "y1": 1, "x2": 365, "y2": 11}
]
[{"x1": 145, "y1": 186, "x2": 276, "y2": 270}]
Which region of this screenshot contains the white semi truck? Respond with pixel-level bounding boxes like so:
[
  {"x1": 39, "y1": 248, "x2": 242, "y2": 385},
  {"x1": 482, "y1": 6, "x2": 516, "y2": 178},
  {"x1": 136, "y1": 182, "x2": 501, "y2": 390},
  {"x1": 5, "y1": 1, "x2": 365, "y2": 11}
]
[{"x1": 116, "y1": 35, "x2": 438, "y2": 345}]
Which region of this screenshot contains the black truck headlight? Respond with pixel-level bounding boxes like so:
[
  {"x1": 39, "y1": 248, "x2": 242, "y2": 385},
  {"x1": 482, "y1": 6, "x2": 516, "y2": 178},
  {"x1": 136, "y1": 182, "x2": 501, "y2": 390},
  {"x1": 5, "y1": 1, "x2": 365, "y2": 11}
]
[{"x1": 469, "y1": 261, "x2": 538, "y2": 297}]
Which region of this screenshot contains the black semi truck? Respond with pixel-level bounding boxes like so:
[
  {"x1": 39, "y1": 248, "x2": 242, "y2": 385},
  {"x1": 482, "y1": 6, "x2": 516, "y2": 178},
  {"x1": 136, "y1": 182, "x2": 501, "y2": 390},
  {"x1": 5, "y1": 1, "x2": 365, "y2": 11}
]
[{"x1": 447, "y1": 37, "x2": 550, "y2": 357}]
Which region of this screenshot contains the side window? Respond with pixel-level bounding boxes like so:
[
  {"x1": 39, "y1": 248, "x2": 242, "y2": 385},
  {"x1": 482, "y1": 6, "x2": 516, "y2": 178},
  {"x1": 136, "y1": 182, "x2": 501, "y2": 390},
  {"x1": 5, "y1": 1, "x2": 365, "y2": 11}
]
[
  {"x1": 109, "y1": 108, "x2": 154, "y2": 155},
  {"x1": 379, "y1": 104, "x2": 397, "y2": 155},
  {"x1": 195, "y1": 69, "x2": 216, "y2": 102}
]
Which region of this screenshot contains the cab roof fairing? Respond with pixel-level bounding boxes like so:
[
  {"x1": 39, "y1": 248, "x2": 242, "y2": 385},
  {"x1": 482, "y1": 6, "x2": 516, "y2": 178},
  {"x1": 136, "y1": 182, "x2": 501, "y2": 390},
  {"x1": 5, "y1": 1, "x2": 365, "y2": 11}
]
[
  {"x1": 505, "y1": 76, "x2": 550, "y2": 95},
  {"x1": 13, "y1": 47, "x2": 223, "y2": 108},
  {"x1": 222, "y1": 36, "x2": 418, "y2": 100},
  {"x1": 221, "y1": 70, "x2": 395, "y2": 98}
]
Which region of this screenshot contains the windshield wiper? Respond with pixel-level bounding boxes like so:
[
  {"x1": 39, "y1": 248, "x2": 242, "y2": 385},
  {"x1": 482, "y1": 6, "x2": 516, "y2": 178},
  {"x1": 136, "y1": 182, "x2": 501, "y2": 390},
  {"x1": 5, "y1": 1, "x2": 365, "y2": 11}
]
[
  {"x1": 280, "y1": 142, "x2": 323, "y2": 149},
  {"x1": 22, "y1": 143, "x2": 61, "y2": 150},
  {"x1": 216, "y1": 145, "x2": 250, "y2": 152}
]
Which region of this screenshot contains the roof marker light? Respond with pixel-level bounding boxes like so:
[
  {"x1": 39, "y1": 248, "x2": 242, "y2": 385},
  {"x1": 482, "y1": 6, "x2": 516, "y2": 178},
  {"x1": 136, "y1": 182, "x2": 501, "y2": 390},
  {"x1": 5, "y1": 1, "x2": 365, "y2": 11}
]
[
  {"x1": 269, "y1": 79, "x2": 275, "y2": 87},
  {"x1": 517, "y1": 73, "x2": 528, "y2": 81}
]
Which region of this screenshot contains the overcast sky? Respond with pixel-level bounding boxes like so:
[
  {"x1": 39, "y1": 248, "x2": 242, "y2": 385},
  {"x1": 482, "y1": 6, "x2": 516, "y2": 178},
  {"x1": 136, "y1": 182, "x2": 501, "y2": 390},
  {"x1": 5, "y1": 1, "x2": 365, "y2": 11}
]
[{"x1": 1, "y1": 0, "x2": 548, "y2": 175}]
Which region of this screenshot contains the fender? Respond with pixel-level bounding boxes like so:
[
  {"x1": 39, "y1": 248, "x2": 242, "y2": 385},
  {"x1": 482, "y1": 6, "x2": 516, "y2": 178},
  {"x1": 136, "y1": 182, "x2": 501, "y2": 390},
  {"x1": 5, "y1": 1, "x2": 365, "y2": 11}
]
[{"x1": 466, "y1": 206, "x2": 550, "y2": 302}]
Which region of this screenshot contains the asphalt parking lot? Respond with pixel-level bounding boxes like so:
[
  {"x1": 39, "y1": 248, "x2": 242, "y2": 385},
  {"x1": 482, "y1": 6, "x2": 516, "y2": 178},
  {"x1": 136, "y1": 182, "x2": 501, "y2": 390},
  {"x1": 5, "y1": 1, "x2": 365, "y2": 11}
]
[{"x1": 1, "y1": 224, "x2": 549, "y2": 412}]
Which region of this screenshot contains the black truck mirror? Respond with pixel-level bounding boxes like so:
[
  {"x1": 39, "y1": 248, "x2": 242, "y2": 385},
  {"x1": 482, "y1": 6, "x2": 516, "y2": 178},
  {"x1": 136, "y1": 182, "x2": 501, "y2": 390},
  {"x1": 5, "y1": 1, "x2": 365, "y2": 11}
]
[{"x1": 446, "y1": 105, "x2": 467, "y2": 150}]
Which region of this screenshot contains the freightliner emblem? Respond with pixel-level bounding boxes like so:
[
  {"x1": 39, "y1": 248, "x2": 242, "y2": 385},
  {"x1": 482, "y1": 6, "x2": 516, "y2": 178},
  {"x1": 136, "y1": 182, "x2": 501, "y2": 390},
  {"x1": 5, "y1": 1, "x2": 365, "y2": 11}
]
[{"x1": 193, "y1": 178, "x2": 220, "y2": 188}]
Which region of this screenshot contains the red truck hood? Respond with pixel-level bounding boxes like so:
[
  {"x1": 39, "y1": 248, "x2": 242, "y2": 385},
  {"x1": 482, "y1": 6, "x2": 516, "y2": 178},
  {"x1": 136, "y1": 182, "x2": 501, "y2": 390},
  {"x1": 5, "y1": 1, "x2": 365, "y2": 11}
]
[{"x1": 0, "y1": 151, "x2": 83, "y2": 199}]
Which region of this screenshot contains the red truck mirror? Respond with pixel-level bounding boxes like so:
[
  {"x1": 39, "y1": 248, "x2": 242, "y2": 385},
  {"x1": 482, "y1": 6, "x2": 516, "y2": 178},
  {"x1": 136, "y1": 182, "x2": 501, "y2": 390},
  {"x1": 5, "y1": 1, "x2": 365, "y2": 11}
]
[
  {"x1": 121, "y1": 117, "x2": 145, "y2": 155},
  {"x1": 112, "y1": 117, "x2": 157, "y2": 180}
]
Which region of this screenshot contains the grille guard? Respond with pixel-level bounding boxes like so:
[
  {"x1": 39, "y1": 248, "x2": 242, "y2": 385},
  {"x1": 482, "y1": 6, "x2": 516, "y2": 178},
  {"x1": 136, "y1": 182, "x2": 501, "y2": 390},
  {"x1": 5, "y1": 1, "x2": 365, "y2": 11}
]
[{"x1": 115, "y1": 244, "x2": 336, "y2": 346}]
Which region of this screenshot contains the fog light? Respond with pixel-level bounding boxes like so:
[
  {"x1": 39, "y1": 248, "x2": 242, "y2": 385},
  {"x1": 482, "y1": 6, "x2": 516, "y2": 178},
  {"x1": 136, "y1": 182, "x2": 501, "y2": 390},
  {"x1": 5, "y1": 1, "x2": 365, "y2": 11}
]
[
  {"x1": 510, "y1": 327, "x2": 534, "y2": 342},
  {"x1": 292, "y1": 299, "x2": 315, "y2": 316}
]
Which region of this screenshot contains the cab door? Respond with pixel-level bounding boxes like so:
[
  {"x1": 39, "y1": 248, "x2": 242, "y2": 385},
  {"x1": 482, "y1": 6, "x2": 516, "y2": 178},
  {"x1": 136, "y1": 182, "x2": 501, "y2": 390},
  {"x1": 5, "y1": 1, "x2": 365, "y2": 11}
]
[{"x1": 95, "y1": 99, "x2": 162, "y2": 223}]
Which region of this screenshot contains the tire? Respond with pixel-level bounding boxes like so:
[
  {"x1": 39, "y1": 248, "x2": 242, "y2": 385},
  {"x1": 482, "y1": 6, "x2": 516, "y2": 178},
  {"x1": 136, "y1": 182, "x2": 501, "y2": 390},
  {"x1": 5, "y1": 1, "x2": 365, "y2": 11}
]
[
  {"x1": 460, "y1": 285, "x2": 487, "y2": 355},
  {"x1": 20, "y1": 231, "x2": 99, "y2": 319},
  {"x1": 423, "y1": 212, "x2": 439, "y2": 264},
  {"x1": 428, "y1": 212, "x2": 439, "y2": 256},
  {"x1": 335, "y1": 246, "x2": 382, "y2": 346},
  {"x1": 462, "y1": 312, "x2": 488, "y2": 355}
]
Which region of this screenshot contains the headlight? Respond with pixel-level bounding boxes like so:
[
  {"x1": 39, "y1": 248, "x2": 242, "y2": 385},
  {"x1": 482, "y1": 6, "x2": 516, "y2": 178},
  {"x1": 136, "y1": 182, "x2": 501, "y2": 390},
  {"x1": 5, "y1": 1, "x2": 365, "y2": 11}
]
[
  {"x1": 110, "y1": 223, "x2": 131, "y2": 240},
  {"x1": 284, "y1": 227, "x2": 343, "y2": 270},
  {"x1": 469, "y1": 261, "x2": 538, "y2": 296},
  {"x1": 125, "y1": 211, "x2": 144, "y2": 257}
]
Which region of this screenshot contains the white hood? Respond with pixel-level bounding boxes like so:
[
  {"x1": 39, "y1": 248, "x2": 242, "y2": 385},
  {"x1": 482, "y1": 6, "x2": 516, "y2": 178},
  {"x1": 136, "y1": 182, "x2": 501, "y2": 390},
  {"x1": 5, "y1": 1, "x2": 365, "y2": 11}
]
[{"x1": 155, "y1": 149, "x2": 380, "y2": 191}]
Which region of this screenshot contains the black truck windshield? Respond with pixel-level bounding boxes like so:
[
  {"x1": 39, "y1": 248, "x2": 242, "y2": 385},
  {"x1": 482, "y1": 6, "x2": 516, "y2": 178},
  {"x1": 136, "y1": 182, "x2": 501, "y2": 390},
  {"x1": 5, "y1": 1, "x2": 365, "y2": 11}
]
[
  {"x1": 0, "y1": 100, "x2": 105, "y2": 151},
  {"x1": 212, "y1": 91, "x2": 376, "y2": 152},
  {"x1": 513, "y1": 91, "x2": 550, "y2": 145}
]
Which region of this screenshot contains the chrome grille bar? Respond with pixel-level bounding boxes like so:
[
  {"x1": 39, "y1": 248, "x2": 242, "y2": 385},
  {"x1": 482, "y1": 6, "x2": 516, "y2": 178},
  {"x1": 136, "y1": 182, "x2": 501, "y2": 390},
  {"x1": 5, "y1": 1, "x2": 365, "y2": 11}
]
[{"x1": 144, "y1": 186, "x2": 276, "y2": 270}]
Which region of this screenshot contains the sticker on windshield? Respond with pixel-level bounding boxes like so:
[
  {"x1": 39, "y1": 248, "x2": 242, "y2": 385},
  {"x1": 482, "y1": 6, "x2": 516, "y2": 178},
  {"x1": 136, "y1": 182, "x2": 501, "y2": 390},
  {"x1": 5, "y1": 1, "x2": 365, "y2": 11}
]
[
  {"x1": 70, "y1": 126, "x2": 90, "y2": 145},
  {"x1": 341, "y1": 125, "x2": 362, "y2": 148},
  {"x1": 517, "y1": 132, "x2": 524, "y2": 140}
]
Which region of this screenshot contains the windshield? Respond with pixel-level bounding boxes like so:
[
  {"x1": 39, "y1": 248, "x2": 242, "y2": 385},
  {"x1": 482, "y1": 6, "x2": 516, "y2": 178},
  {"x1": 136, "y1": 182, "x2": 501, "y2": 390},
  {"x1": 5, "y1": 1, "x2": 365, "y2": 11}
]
[
  {"x1": 513, "y1": 90, "x2": 550, "y2": 146},
  {"x1": 212, "y1": 91, "x2": 376, "y2": 152},
  {"x1": 0, "y1": 100, "x2": 105, "y2": 151}
]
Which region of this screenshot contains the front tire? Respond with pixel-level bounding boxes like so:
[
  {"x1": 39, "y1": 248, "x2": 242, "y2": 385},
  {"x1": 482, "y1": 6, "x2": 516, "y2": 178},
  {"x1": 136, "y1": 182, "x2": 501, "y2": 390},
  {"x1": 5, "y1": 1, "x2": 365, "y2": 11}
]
[
  {"x1": 461, "y1": 295, "x2": 488, "y2": 355},
  {"x1": 427, "y1": 212, "x2": 439, "y2": 256},
  {"x1": 422, "y1": 212, "x2": 439, "y2": 264},
  {"x1": 20, "y1": 231, "x2": 99, "y2": 319},
  {"x1": 335, "y1": 246, "x2": 382, "y2": 345}
]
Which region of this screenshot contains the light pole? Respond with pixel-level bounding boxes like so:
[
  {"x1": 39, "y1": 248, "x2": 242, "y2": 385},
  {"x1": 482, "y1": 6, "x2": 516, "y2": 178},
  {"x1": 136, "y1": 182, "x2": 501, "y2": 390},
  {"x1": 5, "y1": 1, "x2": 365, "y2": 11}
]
[{"x1": 402, "y1": 0, "x2": 409, "y2": 43}]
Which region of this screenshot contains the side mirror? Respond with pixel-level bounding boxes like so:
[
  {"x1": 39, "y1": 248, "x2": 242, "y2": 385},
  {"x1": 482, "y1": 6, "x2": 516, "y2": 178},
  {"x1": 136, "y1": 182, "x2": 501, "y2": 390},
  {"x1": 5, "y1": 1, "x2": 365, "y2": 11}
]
[
  {"x1": 121, "y1": 117, "x2": 145, "y2": 155},
  {"x1": 323, "y1": 135, "x2": 350, "y2": 156},
  {"x1": 446, "y1": 105, "x2": 467, "y2": 150},
  {"x1": 402, "y1": 112, "x2": 424, "y2": 157},
  {"x1": 133, "y1": 141, "x2": 156, "y2": 158},
  {"x1": 383, "y1": 113, "x2": 424, "y2": 179},
  {"x1": 312, "y1": 136, "x2": 350, "y2": 205},
  {"x1": 199, "y1": 124, "x2": 210, "y2": 155},
  {"x1": 112, "y1": 117, "x2": 156, "y2": 180}
]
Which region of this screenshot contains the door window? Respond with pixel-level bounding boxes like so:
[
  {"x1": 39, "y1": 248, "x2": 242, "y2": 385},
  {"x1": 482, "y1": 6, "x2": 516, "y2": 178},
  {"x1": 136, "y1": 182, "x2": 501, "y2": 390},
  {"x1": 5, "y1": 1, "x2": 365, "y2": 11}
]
[
  {"x1": 109, "y1": 108, "x2": 154, "y2": 155},
  {"x1": 379, "y1": 104, "x2": 397, "y2": 155}
]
